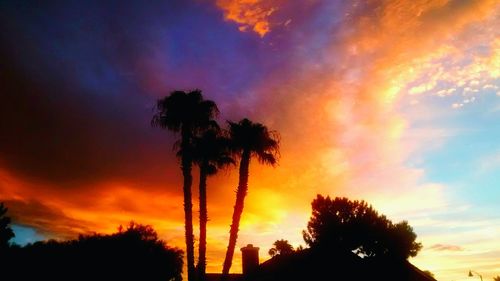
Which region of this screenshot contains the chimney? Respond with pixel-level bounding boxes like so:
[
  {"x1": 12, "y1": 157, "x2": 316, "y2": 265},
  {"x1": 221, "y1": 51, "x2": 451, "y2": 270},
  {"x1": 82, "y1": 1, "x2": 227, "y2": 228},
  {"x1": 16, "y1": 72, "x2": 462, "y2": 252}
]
[{"x1": 240, "y1": 244, "x2": 259, "y2": 275}]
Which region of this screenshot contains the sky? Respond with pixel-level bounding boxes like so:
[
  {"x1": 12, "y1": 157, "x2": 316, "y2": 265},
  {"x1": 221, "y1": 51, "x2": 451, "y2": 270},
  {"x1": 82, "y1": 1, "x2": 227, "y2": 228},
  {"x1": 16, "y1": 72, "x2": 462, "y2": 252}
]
[{"x1": 0, "y1": 0, "x2": 499, "y2": 280}]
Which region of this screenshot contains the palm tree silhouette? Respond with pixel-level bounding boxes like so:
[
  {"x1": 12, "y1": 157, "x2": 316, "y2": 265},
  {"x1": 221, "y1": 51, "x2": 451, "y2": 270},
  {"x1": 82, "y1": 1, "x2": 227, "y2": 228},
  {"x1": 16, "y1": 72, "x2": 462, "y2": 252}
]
[
  {"x1": 152, "y1": 90, "x2": 218, "y2": 281},
  {"x1": 268, "y1": 239, "x2": 294, "y2": 257},
  {"x1": 192, "y1": 126, "x2": 234, "y2": 280},
  {"x1": 221, "y1": 118, "x2": 280, "y2": 278}
]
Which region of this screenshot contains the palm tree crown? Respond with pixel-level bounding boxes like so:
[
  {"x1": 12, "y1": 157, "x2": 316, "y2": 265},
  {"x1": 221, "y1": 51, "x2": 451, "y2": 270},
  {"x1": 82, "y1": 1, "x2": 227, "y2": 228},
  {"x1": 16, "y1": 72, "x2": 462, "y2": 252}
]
[
  {"x1": 227, "y1": 118, "x2": 280, "y2": 164},
  {"x1": 192, "y1": 126, "x2": 235, "y2": 174},
  {"x1": 152, "y1": 89, "x2": 219, "y2": 135}
]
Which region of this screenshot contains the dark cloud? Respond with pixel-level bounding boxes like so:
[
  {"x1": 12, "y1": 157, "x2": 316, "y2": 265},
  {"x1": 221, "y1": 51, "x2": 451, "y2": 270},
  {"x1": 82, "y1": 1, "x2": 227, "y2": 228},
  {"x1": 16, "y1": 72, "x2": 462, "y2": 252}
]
[
  {"x1": 0, "y1": 52, "x2": 179, "y2": 187},
  {"x1": 5, "y1": 199, "x2": 91, "y2": 239},
  {"x1": 0, "y1": 0, "x2": 288, "y2": 190},
  {"x1": 0, "y1": 1, "x2": 198, "y2": 187}
]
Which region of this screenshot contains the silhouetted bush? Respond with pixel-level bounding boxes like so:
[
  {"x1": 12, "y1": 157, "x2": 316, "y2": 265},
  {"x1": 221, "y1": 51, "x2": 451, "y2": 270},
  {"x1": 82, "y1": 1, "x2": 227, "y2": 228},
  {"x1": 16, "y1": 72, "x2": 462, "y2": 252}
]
[
  {"x1": 2, "y1": 222, "x2": 182, "y2": 281},
  {"x1": 0, "y1": 202, "x2": 15, "y2": 251},
  {"x1": 303, "y1": 195, "x2": 422, "y2": 259}
]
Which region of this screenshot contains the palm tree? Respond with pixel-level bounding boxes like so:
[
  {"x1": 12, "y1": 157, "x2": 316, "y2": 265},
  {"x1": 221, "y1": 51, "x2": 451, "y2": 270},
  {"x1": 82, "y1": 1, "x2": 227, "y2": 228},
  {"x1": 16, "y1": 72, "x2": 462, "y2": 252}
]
[
  {"x1": 221, "y1": 118, "x2": 280, "y2": 278},
  {"x1": 268, "y1": 239, "x2": 294, "y2": 257},
  {"x1": 152, "y1": 90, "x2": 218, "y2": 281},
  {"x1": 192, "y1": 126, "x2": 234, "y2": 280}
]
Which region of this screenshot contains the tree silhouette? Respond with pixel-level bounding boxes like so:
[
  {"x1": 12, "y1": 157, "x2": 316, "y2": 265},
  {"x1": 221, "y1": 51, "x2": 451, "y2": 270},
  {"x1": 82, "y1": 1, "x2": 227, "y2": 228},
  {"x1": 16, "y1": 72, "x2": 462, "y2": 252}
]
[
  {"x1": 191, "y1": 126, "x2": 234, "y2": 280},
  {"x1": 268, "y1": 239, "x2": 294, "y2": 257},
  {"x1": 152, "y1": 90, "x2": 219, "y2": 281},
  {"x1": 4, "y1": 222, "x2": 182, "y2": 281},
  {"x1": 0, "y1": 202, "x2": 15, "y2": 251},
  {"x1": 303, "y1": 195, "x2": 422, "y2": 259},
  {"x1": 222, "y1": 118, "x2": 280, "y2": 278}
]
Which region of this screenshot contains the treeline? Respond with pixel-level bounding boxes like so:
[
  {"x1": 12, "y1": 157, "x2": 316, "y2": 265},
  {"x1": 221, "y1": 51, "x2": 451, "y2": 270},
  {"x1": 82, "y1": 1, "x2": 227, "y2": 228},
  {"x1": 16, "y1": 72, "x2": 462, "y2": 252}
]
[{"x1": 0, "y1": 221, "x2": 183, "y2": 281}]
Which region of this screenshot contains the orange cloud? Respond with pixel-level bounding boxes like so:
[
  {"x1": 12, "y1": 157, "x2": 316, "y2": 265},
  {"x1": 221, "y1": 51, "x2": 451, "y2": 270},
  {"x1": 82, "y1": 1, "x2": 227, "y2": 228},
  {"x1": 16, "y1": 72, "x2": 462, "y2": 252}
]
[{"x1": 216, "y1": 0, "x2": 281, "y2": 36}]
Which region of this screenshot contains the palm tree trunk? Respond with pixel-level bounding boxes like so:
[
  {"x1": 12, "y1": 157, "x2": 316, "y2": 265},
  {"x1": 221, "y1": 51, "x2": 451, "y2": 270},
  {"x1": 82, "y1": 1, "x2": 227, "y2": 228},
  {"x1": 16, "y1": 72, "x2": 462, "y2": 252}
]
[
  {"x1": 181, "y1": 129, "x2": 196, "y2": 281},
  {"x1": 197, "y1": 164, "x2": 208, "y2": 281},
  {"x1": 222, "y1": 150, "x2": 251, "y2": 279}
]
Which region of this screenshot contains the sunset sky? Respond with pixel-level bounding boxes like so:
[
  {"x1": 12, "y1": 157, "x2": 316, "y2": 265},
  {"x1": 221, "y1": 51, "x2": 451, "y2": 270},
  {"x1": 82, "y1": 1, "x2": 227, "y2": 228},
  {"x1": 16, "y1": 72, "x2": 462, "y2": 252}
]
[{"x1": 1, "y1": 1, "x2": 499, "y2": 280}]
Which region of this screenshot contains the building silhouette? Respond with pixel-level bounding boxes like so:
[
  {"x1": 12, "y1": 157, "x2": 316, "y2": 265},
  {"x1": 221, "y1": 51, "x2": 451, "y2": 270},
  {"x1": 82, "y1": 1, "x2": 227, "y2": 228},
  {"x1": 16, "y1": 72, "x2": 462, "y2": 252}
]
[{"x1": 206, "y1": 244, "x2": 436, "y2": 281}]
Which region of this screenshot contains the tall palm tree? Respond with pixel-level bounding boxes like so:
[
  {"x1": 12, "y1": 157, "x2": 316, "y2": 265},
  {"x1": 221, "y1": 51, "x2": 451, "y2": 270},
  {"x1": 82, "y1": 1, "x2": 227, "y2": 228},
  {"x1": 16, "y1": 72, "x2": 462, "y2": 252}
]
[
  {"x1": 192, "y1": 126, "x2": 234, "y2": 281},
  {"x1": 152, "y1": 90, "x2": 218, "y2": 281},
  {"x1": 221, "y1": 118, "x2": 280, "y2": 278}
]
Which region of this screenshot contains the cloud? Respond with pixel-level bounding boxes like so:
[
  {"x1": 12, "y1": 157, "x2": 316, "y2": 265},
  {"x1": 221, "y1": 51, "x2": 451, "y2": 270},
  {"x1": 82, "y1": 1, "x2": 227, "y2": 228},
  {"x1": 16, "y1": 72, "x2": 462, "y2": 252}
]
[
  {"x1": 4, "y1": 199, "x2": 92, "y2": 239},
  {"x1": 215, "y1": 0, "x2": 281, "y2": 37},
  {"x1": 429, "y1": 244, "x2": 464, "y2": 251},
  {"x1": 410, "y1": 209, "x2": 500, "y2": 280},
  {"x1": 477, "y1": 150, "x2": 500, "y2": 173}
]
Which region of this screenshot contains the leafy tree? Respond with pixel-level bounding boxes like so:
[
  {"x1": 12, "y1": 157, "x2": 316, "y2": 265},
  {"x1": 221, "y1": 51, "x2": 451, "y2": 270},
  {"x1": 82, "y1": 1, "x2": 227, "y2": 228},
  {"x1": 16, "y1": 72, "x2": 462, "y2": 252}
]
[
  {"x1": 303, "y1": 195, "x2": 422, "y2": 259},
  {"x1": 0, "y1": 202, "x2": 15, "y2": 250},
  {"x1": 192, "y1": 126, "x2": 234, "y2": 280},
  {"x1": 268, "y1": 239, "x2": 294, "y2": 257},
  {"x1": 222, "y1": 118, "x2": 280, "y2": 278},
  {"x1": 152, "y1": 89, "x2": 219, "y2": 281}
]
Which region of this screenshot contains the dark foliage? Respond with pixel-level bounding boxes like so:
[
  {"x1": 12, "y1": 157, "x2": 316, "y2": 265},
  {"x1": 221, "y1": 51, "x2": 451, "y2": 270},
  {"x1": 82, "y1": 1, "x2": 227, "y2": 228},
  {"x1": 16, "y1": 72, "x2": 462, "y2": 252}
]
[
  {"x1": 0, "y1": 202, "x2": 15, "y2": 251},
  {"x1": 303, "y1": 195, "x2": 422, "y2": 260},
  {"x1": 268, "y1": 239, "x2": 294, "y2": 257},
  {"x1": 1, "y1": 222, "x2": 183, "y2": 281}
]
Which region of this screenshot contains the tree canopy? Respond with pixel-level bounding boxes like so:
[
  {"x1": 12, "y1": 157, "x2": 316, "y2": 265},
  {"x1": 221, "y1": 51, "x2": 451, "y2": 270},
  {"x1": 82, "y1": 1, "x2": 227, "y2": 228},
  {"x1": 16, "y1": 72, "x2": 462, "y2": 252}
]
[{"x1": 303, "y1": 195, "x2": 422, "y2": 259}]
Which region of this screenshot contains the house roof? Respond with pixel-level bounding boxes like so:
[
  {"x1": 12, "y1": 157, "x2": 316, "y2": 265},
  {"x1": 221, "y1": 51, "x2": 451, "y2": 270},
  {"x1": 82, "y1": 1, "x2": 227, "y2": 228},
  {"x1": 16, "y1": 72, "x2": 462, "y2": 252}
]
[
  {"x1": 206, "y1": 247, "x2": 437, "y2": 281},
  {"x1": 251, "y1": 248, "x2": 437, "y2": 281},
  {"x1": 205, "y1": 273, "x2": 243, "y2": 281}
]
